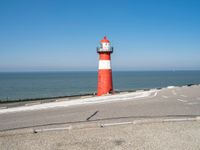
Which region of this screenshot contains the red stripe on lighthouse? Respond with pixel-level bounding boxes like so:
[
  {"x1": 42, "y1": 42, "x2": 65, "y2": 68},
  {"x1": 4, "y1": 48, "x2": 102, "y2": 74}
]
[
  {"x1": 97, "y1": 69, "x2": 113, "y2": 96},
  {"x1": 99, "y1": 53, "x2": 111, "y2": 60}
]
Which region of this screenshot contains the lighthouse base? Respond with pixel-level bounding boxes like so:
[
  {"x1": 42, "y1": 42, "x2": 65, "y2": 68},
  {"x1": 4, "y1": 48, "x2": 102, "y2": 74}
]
[{"x1": 97, "y1": 69, "x2": 113, "y2": 96}]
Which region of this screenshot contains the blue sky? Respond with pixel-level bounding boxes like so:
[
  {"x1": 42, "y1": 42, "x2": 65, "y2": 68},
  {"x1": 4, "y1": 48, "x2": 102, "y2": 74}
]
[{"x1": 0, "y1": 0, "x2": 200, "y2": 71}]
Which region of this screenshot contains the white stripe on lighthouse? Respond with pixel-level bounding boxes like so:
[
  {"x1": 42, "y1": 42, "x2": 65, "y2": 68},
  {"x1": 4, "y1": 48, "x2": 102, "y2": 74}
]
[{"x1": 98, "y1": 60, "x2": 111, "y2": 69}]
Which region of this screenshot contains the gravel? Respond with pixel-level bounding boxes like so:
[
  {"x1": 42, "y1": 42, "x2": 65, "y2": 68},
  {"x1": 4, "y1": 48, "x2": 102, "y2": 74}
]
[{"x1": 1, "y1": 121, "x2": 200, "y2": 150}]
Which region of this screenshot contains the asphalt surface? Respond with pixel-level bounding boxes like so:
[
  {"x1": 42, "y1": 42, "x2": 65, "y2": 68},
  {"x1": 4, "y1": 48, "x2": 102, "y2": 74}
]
[{"x1": 0, "y1": 85, "x2": 200, "y2": 131}]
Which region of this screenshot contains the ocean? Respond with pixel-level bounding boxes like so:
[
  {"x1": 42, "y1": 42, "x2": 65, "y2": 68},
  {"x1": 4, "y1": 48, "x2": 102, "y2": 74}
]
[{"x1": 0, "y1": 71, "x2": 200, "y2": 101}]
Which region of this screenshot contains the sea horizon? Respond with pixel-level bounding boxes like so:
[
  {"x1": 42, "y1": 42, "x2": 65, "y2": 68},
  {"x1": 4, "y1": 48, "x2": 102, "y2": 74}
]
[
  {"x1": 0, "y1": 70, "x2": 200, "y2": 73},
  {"x1": 0, "y1": 70, "x2": 200, "y2": 101}
]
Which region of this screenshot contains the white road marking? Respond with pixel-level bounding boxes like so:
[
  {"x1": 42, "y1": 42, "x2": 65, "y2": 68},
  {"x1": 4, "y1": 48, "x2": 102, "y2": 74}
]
[
  {"x1": 161, "y1": 95, "x2": 168, "y2": 99},
  {"x1": 0, "y1": 90, "x2": 157, "y2": 114},
  {"x1": 33, "y1": 126, "x2": 72, "y2": 133},
  {"x1": 101, "y1": 121, "x2": 132, "y2": 127},
  {"x1": 177, "y1": 99, "x2": 187, "y2": 102},
  {"x1": 101, "y1": 117, "x2": 199, "y2": 127},
  {"x1": 163, "y1": 118, "x2": 196, "y2": 122},
  {"x1": 180, "y1": 95, "x2": 187, "y2": 98}
]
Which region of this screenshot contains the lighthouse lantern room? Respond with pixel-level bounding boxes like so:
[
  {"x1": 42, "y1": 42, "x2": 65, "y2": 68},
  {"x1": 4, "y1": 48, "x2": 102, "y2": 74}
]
[
  {"x1": 96, "y1": 36, "x2": 114, "y2": 96},
  {"x1": 97, "y1": 36, "x2": 113, "y2": 53}
]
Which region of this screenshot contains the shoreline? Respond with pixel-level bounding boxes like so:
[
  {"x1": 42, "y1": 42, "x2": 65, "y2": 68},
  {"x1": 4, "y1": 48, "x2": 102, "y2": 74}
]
[{"x1": 0, "y1": 83, "x2": 198, "y2": 106}]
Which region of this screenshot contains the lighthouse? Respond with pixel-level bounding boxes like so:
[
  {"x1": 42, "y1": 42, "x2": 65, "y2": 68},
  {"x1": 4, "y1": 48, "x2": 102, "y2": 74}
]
[{"x1": 97, "y1": 36, "x2": 114, "y2": 96}]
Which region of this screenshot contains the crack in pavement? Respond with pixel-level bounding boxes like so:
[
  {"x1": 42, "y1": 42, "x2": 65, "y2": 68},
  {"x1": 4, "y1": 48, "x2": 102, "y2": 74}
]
[{"x1": 86, "y1": 111, "x2": 99, "y2": 121}]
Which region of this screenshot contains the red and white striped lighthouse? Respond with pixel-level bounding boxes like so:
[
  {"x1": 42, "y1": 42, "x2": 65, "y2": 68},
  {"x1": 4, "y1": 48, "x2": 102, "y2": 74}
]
[{"x1": 97, "y1": 36, "x2": 114, "y2": 96}]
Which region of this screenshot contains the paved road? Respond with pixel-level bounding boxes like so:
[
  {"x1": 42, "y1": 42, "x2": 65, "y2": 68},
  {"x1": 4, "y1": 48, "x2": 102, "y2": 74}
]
[{"x1": 0, "y1": 85, "x2": 200, "y2": 131}]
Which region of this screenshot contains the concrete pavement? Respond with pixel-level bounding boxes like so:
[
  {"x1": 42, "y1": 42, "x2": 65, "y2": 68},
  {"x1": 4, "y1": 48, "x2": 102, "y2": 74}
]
[
  {"x1": 1, "y1": 85, "x2": 200, "y2": 149},
  {"x1": 0, "y1": 85, "x2": 200, "y2": 131}
]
